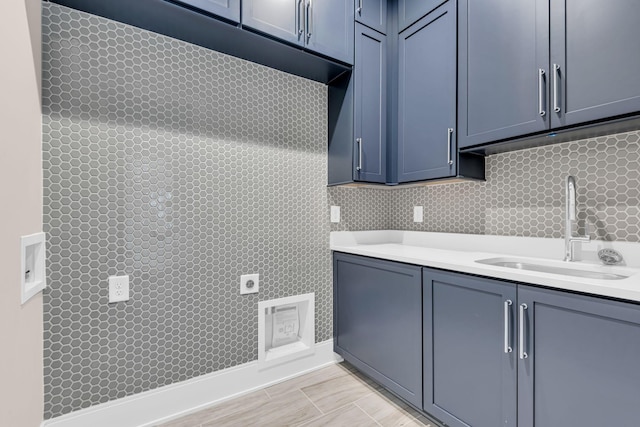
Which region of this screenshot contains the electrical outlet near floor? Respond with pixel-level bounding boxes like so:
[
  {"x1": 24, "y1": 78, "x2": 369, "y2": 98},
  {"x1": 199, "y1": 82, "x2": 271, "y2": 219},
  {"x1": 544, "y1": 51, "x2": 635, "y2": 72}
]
[
  {"x1": 240, "y1": 273, "x2": 259, "y2": 295},
  {"x1": 109, "y1": 275, "x2": 130, "y2": 303}
]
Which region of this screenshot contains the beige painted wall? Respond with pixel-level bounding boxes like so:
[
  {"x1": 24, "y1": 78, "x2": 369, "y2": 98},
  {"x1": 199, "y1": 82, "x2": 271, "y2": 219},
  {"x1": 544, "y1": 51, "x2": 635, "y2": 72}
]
[{"x1": 0, "y1": 1, "x2": 44, "y2": 426}]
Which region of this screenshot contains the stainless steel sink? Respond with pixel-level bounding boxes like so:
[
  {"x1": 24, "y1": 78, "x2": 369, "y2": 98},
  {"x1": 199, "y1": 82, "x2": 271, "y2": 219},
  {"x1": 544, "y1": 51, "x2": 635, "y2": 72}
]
[{"x1": 476, "y1": 257, "x2": 630, "y2": 280}]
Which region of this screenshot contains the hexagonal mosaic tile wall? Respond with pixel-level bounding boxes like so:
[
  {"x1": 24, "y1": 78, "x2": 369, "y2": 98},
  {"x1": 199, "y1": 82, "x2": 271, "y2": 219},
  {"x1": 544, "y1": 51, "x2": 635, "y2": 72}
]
[
  {"x1": 41, "y1": 2, "x2": 360, "y2": 418},
  {"x1": 389, "y1": 131, "x2": 640, "y2": 242},
  {"x1": 42, "y1": 1, "x2": 640, "y2": 420}
]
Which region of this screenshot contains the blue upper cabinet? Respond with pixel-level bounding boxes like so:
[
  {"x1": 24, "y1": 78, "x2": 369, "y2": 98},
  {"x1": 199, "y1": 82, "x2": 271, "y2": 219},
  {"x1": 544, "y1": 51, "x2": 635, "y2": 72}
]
[
  {"x1": 173, "y1": 0, "x2": 240, "y2": 23},
  {"x1": 242, "y1": 0, "x2": 305, "y2": 47},
  {"x1": 550, "y1": 0, "x2": 640, "y2": 129},
  {"x1": 354, "y1": 0, "x2": 387, "y2": 34},
  {"x1": 303, "y1": 0, "x2": 354, "y2": 64},
  {"x1": 397, "y1": 1, "x2": 457, "y2": 183},
  {"x1": 354, "y1": 23, "x2": 387, "y2": 183},
  {"x1": 397, "y1": 0, "x2": 445, "y2": 31},
  {"x1": 458, "y1": 0, "x2": 549, "y2": 149},
  {"x1": 243, "y1": 0, "x2": 354, "y2": 65}
]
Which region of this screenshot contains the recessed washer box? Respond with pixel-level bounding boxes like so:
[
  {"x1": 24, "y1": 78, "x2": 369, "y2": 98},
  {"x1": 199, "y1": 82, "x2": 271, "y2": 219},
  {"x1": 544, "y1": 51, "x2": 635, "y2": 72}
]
[
  {"x1": 258, "y1": 293, "x2": 315, "y2": 369},
  {"x1": 20, "y1": 232, "x2": 46, "y2": 304}
]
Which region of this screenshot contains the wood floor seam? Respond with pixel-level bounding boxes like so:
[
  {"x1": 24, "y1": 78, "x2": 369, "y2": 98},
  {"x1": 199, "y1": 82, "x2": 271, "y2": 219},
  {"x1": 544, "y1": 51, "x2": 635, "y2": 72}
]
[
  {"x1": 353, "y1": 400, "x2": 385, "y2": 426},
  {"x1": 160, "y1": 363, "x2": 433, "y2": 427}
]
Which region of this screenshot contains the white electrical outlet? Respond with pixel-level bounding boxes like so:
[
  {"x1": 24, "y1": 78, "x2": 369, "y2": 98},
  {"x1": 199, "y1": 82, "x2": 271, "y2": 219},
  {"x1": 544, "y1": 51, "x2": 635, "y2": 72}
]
[
  {"x1": 109, "y1": 275, "x2": 130, "y2": 303},
  {"x1": 330, "y1": 206, "x2": 341, "y2": 223},
  {"x1": 413, "y1": 206, "x2": 424, "y2": 223},
  {"x1": 240, "y1": 273, "x2": 259, "y2": 295}
]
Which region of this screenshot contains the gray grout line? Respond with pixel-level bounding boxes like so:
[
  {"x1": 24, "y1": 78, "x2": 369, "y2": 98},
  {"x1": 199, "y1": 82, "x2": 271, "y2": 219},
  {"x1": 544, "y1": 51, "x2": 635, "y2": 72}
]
[
  {"x1": 299, "y1": 387, "x2": 327, "y2": 416},
  {"x1": 353, "y1": 400, "x2": 384, "y2": 427}
]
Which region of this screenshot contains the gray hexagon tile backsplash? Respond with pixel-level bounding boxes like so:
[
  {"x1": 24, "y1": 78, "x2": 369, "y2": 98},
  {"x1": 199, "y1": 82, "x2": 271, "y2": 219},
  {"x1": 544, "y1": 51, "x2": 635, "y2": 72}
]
[
  {"x1": 389, "y1": 131, "x2": 640, "y2": 241},
  {"x1": 43, "y1": 1, "x2": 640, "y2": 421},
  {"x1": 42, "y1": 3, "x2": 332, "y2": 419}
]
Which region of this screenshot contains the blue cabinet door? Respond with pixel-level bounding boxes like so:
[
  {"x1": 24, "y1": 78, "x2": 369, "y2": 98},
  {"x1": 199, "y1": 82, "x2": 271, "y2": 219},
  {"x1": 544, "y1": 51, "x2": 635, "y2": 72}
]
[
  {"x1": 304, "y1": 0, "x2": 354, "y2": 64},
  {"x1": 173, "y1": 0, "x2": 240, "y2": 22},
  {"x1": 458, "y1": 0, "x2": 549, "y2": 148},
  {"x1": 354, "y1": 24, "x2": 386, "y2": 183},
  {"x1": 397, "y1": 0, "x2": 445, "y2": 31},
  {"x1": 397, "y1": 1, "x2": 456, "y2": 183},
  {"x1": 354, "y1": 0, "x2": 387, "y2": 34},
  {"x1": 423, "y1": 269, "x2": 517, "y2": 427},
  {"x1": 242, "y1": 0, "x2": 305, "y2": 47},
  {"x1": 333, "y1": 253, "x2": 422, "y2": 408},
  {"x1": 243, "y1": 0, "x2": 353, "y2": 64},
  {"x1": 518, "y1": 286, "x2": 640, "y2": 427},
  {"x1": 550, "y1": 0, "x2": 640, "y2": 129}
]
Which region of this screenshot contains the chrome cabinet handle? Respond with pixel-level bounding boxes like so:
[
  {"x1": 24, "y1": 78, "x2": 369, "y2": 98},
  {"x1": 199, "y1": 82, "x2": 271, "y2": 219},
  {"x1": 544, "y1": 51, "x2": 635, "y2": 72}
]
[
  {"x1": 504, "y1": 300, "x2": 513, "y2": 353},
  {"x1": 538, "y1": 69, "x2": 546, "y2": 117},
  {"x1": 357, "y1": 0, "x2": 363, "y2": 14},
  {"x1": 553, "y1": 64, "x2": 561, "y2": 113},
  {"x1": 297, "y1": 0, "x2": 304, "y2": 38},
  {"x1": 447, "y1": 128, "x2": 454, "y2": 166},
  {"x1": 519, "y1": 303, "x2": 528, "y2": 360},
  {"x1": 306, "y1": 0, "x2": 313, "y2": 41},
  {"x1": 356, "y1": 138, "x2": 362, "y2": 171}
]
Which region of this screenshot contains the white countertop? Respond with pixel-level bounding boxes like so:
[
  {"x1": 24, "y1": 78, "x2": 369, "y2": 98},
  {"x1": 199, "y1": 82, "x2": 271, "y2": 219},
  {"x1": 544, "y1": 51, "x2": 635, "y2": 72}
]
[{"x1": 330, "y1": 231, "x2": 640, "y2": 303}]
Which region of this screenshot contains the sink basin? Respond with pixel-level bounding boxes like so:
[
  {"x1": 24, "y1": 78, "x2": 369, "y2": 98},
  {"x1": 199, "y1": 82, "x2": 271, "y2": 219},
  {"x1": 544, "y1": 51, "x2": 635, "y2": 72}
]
[{"x1": 476, "y1": 257, "x2": 630, "y2": 280}]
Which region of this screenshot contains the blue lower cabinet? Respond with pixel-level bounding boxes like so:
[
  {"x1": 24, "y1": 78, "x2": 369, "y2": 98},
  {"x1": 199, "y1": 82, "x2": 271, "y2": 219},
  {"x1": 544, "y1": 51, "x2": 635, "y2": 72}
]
[
  {"x1": 335, "y1": 256, "x2": 640, "y2": 426},
  {"x1": 423, "y1": 268, "x2": 517, "y2": 427},
  {"x1": 518, "y1": 285, "x2": 640, "y2": 427},
  {"x1": 333, "y1": 253, "x2": 422, "y2": 408}
]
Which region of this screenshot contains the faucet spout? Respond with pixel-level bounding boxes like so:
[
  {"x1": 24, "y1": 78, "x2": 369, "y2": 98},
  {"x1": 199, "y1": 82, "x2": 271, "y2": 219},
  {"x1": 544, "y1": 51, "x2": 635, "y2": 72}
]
[{"x1": 564, "y1": 176, "x2": 590, "y2": 262}]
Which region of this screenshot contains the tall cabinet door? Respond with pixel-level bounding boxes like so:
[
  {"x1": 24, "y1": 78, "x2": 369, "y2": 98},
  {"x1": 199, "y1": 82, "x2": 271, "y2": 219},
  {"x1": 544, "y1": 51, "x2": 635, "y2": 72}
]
[
  {"x1": 458, "y1": 0, "x2": 549, "y2": 148},
  {"x1": 304, "y1": 0, "x2": 354, "y2": 64},
  {"x1": 397, "y1": 1, "x2": 456, "y2": 183},
  {"x1": 550, "y1": 0, "x2": 640, "y2": 128},
  {"x1": 334, "y1": 253, "x2": 423, "y2": 408},
  {"x1": 354, "y1": 0, "x2": 387, "y2": 34},
  {"x1": 242, "y1": 0, "x2": 304, "y2": 46},
  {"x1": 423, "y1": 269, "x2": 517, "y2": 427},
  {"x1": 354, "y1": 24, "x2": 386, "y2": 183},
  {"x1": 518, "y1": 286, "x2": 640, "y2": 427},
  {"x1": 174, "y1": 0, "x2": 240, "y2": 22}
]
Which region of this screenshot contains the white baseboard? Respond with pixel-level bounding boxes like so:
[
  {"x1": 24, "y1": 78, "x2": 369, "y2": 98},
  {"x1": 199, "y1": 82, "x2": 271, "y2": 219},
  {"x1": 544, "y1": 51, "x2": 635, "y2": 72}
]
[{"x1": 43, "y1": 339, "x2": 341, "y2": 427}]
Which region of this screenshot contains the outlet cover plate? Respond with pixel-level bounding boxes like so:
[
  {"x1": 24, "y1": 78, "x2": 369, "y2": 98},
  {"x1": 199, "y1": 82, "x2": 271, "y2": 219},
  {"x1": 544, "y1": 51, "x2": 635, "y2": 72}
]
[
  {"x1": 109, "y1": 275, "x2": 130, "y2": 303},
  {"x1": 330, "y1": 206, "x2": 341, "y2": 223},
  {"x1": 240, "y1": 273, "x2": 259, "y2": 295},
  {"x1": 413, "y1": 206, "x2": 424, "y2": 223}
]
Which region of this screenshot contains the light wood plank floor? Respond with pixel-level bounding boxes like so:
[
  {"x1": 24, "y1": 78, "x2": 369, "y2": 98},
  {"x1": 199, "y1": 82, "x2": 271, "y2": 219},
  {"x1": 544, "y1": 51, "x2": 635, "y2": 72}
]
[{"x1": 158, "y1": 362, "x2": 438, "y2": 427}]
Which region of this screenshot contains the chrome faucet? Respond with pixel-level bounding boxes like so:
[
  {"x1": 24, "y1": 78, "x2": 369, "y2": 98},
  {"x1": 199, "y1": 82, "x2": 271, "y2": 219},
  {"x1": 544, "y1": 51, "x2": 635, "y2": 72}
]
[{"x1": 564, "y1": 176, "x2": 590, "y2": 261}]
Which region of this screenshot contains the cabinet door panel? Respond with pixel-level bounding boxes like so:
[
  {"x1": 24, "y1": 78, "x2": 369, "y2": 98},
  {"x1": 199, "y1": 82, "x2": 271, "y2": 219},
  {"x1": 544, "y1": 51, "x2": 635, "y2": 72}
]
[
  {"x1": 242, "y1": 0, "x2": 303, "y2": 46},
  {"x1": 305, "y1": 0, "x2": 354, "y2": 64},
  {"x1": 550, "y1": 0, "x2": 640, "y2": 128},
  {"x1": 397, "y1": 2, "x2": 456, "y2": 183},
  {"x1": 334, "y1": 253, "x2": 422, "y2": 408},
  {"x1": 398, "y1": 0, "x2": 444, "y2": 31},
  {"x1": 458, "y1": 0, "x2": 549, "y2": 148},
  {"x1": 354, "y1": 24, "x2": 386, "y2": 183},
  {"x1": 518, "y1": 286, "x2": 640, "y2": 427},
  {"x1": 354, "y1": 0, "x2": 387, "y2": 34},
  {"x1": 423, "y1": 269, "x2": 517, "y2": 427},
  {"x1": 174, "y1": 0, "x2": 240, "y2": 22}
]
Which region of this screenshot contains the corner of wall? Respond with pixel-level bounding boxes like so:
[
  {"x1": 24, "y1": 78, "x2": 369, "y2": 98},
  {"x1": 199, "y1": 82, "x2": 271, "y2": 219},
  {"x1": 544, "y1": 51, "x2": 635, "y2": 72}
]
[{"x1": 0, "y1": 0, "x2": 44, "y2": 426}]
